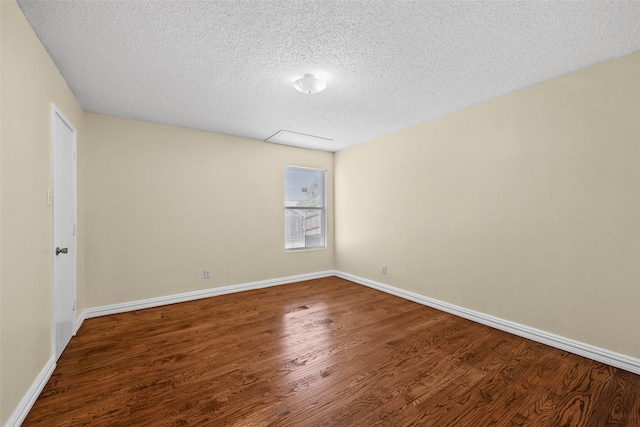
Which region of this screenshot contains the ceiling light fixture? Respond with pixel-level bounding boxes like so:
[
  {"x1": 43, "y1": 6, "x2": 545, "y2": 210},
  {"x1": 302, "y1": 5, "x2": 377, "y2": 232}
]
[{"x1": 293, "y1": 74, "x2": 327, "y2": 94}]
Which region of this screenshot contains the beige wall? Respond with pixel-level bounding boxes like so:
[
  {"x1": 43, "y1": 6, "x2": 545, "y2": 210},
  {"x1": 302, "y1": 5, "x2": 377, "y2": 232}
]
[
  {"x1": 85, "y1": 114, "x2": 334, "y2": 307},
  {"x1": 0, "y1": 1, "x2": 85, "y2": 424},
  {"x1": 335, "y1": 51, "x2": 640, "y2": 359}
]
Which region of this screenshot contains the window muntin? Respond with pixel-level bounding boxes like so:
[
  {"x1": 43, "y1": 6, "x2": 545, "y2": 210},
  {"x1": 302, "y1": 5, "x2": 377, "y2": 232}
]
[{"x1": 285, "y1": 166, "x2": 326, "y2": 250}]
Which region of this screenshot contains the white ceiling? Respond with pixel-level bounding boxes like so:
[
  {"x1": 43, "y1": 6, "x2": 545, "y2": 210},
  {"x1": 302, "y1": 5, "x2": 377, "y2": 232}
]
[{"x1": 17, "y1": 0, "x2": 640, "y2": 152}]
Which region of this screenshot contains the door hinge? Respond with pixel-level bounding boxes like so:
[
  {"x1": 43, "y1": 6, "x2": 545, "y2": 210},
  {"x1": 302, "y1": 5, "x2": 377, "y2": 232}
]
[
  {"x1": 72, "y1": 151, "x2": 76, "y2": 161},
  {"x1": 73, "y1": 224, "x2": 76, "y2": 236},
  {"x1": 73, "y1": 299, "x2": 76, "y2": 311}
]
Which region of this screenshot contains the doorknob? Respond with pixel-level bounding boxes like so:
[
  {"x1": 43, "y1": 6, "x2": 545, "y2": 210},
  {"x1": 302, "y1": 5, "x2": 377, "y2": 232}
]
[{"x1": 56, "y1": 247, "x2": 68, "y2": 255}]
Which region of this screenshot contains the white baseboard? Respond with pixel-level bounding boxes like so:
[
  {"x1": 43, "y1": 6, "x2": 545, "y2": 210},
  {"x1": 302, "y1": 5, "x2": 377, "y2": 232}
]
[
  {"x1": 74, "y1": 310, "x2": 85, "y2": 334},
  {"x1": 4, "y1": 355, "x2": 56, "y2": 427},
  {"x1": 335, "y1": 271, "x2": 640, "y2": 376},
  {"x1": 83, "y1": 270, "x2": 337, "y2": 319}
]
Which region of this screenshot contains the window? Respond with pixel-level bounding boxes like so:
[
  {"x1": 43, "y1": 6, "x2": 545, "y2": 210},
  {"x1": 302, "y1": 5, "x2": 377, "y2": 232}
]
[{"x1": 285, "y1": 166, "x2": 326, "y2": 250}]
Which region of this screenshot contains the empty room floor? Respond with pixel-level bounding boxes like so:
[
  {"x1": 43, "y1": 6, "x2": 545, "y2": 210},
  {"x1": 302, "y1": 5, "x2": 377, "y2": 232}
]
[{"x1": 23, "y1": 277, "x2": 640, "y2": 426}]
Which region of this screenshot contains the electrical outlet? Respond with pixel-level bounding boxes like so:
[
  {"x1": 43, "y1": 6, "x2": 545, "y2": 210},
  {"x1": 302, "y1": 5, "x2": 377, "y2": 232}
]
[
  {"x1": 381, "y1": 265, "x2": 387, "y2": 274},
  {"x1": 204, "y1": 269, "x2": 211, "y2": 279}
]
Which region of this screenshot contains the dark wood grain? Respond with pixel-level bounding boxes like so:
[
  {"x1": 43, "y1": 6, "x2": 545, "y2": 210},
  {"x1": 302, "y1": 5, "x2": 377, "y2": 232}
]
[{"x1": 23, "y1": 277, "x2": 640, "y2": 426}]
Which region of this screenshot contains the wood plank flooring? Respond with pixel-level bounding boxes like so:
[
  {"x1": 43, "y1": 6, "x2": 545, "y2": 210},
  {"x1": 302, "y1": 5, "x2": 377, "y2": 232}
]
[{"x1": 23, "y1": 277, "x2": 640, "y2": 426}]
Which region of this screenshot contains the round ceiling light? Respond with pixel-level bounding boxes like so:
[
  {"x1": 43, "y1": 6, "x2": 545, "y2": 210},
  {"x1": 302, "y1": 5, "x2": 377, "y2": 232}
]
[{"x1": 293, "y1": 74, "x2": 327, "y2": 94}]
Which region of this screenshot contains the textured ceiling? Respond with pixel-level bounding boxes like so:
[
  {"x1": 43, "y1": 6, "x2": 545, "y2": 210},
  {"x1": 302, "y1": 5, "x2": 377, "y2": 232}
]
[{"x1": 17, "y1": 0, "x2": 640, "y2": 152}]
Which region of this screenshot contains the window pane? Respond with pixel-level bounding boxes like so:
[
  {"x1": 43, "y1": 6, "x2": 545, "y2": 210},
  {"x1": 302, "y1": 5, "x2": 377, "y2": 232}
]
[
  {"x1": 285, "y1": 167, "x2": 324, "y2": 208},
  {"x1": 285, "y1": 166, "x2": 326, "y2": 250},
  {"x1": 285, "y1": 208, "x2": 324, "y2": 249}
]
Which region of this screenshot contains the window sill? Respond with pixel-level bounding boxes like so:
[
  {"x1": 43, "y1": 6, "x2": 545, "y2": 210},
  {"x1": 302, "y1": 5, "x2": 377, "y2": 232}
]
[{"x1": 285, "y1": 247, "x2": 327, "y2": 253}]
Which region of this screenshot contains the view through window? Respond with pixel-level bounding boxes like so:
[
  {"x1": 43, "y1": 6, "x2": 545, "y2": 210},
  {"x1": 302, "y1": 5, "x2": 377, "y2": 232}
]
[{"x1": 285, "y1": 166, "x2": 326, "y2": 250}]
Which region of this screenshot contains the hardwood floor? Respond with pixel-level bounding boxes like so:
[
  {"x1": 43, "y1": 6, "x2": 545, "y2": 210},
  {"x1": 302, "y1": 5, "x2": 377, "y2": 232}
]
[{"x1": 24, "y1": 277, "x2": 640, "y2": 426}]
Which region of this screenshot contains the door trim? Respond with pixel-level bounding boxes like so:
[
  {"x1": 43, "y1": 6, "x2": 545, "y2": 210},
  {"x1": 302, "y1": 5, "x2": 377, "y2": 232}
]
[{"x1": 51, "y1": 103, "x2": 77, "y2": 359}]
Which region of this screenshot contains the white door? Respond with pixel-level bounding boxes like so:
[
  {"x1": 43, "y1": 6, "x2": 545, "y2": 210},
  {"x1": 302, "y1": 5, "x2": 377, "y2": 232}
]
[{"x1": 52, "y1": 105, "x2": 77, "y2": 360}]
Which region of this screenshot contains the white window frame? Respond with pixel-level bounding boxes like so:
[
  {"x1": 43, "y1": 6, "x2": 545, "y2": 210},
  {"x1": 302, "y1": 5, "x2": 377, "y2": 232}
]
[{"x1": 285, "y1": 165, "x2": 327, "y2": 251}]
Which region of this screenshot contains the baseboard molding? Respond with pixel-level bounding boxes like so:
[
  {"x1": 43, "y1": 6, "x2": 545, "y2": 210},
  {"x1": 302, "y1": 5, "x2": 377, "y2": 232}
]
[
  {"x1": 4, "y1": 355, "x2": 56, "y2": 427},
  {"x1": 335, "y1": 271, "x2": 640, "y2": 376},
  {"x1": 75, "y1": 310, "x2": 85, "y2": 334},
  {"x1": 83, "y1": 270, "x2": 337, "y2": 319}
]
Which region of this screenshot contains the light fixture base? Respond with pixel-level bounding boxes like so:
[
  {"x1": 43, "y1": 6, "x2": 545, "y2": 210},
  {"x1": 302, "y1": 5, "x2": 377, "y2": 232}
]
[{"x1": 294, "y1": 74, "x2": 327, "y2": 94}]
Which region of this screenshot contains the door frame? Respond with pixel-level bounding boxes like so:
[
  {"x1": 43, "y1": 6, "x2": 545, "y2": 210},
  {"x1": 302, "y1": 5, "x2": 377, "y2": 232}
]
[{"x1": 51, "y1": 103, "x2": 77, "y2": 359}]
